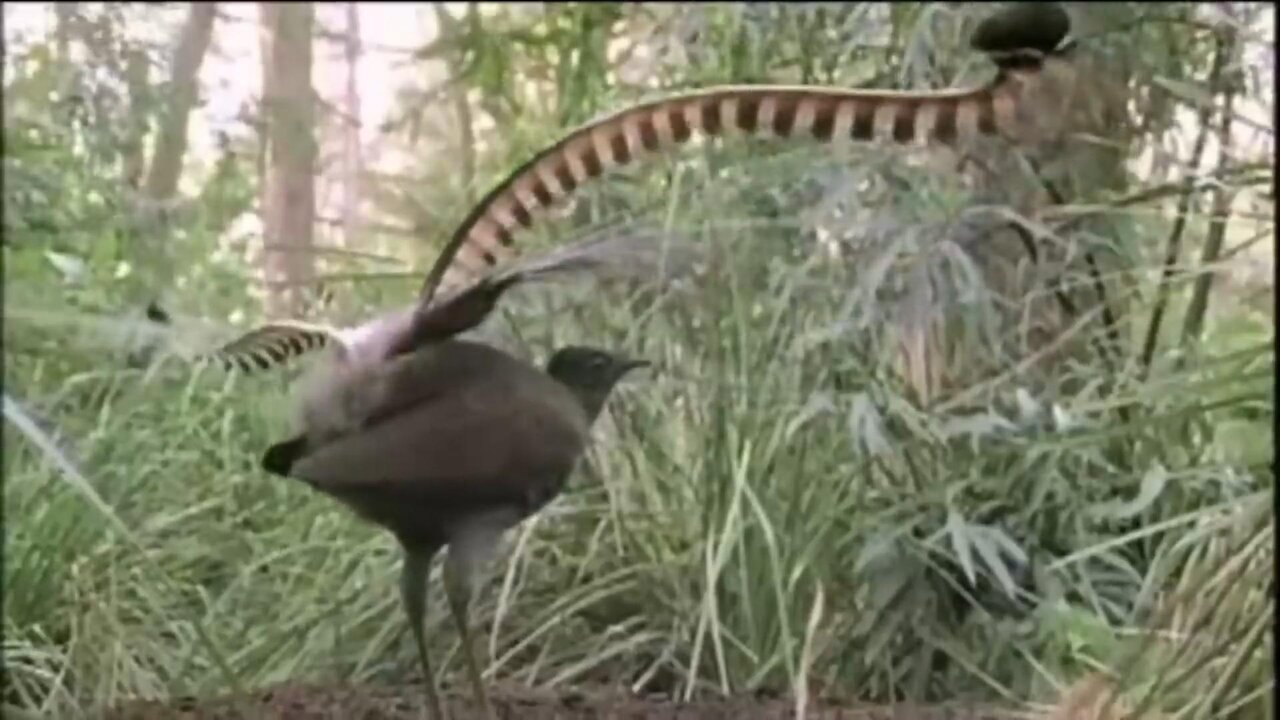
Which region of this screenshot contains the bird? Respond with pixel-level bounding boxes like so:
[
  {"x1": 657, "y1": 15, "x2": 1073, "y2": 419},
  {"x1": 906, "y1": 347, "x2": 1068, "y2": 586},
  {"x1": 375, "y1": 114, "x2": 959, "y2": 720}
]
[
  {"x1": 213, "y1": 8, "x2": 1072, "y2": 715},
  {"x1": 259, "y1": 339, "x2": 650, "y2": 719}
]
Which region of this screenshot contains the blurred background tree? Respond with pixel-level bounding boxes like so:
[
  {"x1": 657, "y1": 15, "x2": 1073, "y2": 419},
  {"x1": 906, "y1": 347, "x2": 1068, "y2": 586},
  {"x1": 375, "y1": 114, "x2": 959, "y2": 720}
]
[{"x1": 3, "y1": 2, "x2": 1272, "y2": 717}]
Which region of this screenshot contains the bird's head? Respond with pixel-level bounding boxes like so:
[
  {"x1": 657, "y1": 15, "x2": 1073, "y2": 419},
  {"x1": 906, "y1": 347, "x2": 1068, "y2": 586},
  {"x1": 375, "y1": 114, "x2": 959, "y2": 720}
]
[{"x1": 546, "y1": 346, "x2": 649, "y2": 420}]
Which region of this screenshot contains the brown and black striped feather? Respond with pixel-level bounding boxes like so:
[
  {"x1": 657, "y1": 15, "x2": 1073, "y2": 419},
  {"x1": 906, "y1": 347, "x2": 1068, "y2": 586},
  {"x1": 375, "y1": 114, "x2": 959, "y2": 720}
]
[
  {"x1": 417, "y1": 55, "x2": 1066, "y2": 307},
  {"x1": 208, "y1": 322, "x2": 339, "y2": 372}
]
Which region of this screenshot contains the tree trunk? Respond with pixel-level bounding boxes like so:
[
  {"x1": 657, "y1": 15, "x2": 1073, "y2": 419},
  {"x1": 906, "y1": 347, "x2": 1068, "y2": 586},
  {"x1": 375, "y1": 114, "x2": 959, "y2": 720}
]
[
  {"x1": 431, "y1": 2, "x2": 477, "y2": 207},
  {"x1": 53, "y1": 2, "x2": 76, "y2": 61},
  {"x1": 143, "y1": 3, "x2": 217, "y2": 201},
  {"x1": 127, "y1": 3, "x2": 216, "y2": 314},
  {"x1": 259, "y1": 2, "x2": 318, "y2": 320},
  {"x1": 341, "y1": 1, "x2": 363, "y2": 248},
  {"x1": 121, "y1": 47, "x2": 150, "y2": 191}
]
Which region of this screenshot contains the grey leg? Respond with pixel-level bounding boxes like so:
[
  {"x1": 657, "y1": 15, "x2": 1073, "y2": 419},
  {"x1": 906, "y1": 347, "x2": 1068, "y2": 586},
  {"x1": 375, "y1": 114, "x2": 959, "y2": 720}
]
[
  {"x1": 443, "y1": 528, "x2": 502, "y2": 720},
  {"x1": 401, "y1": 546, "x2": 447, "y2": 720}
]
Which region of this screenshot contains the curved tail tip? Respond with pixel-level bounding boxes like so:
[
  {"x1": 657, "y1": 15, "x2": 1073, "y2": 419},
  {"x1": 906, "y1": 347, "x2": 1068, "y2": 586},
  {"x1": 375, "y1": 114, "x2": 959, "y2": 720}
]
[{"x1": 970, "y1": 3, "x2": 1071, "y2": 57}]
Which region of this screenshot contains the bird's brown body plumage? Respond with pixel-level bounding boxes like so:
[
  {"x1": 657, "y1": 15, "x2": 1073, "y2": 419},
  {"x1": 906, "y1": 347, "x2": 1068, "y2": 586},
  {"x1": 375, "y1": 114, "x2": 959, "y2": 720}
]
[
  {"x1": 261, "y1": 339, "x2": 647, "y2": 720},
  {"x1": 271, "y1": 340, "x2": 592, "y2": 548}
]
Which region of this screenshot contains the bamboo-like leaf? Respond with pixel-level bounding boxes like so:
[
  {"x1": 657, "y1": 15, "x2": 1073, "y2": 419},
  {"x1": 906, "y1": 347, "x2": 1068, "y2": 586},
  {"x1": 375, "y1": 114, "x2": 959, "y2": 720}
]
[
  {"x1": 784, "y1": 391, "x2": 836, "y2": 441},
  {"x1": 946, "y1": 508, "x2": 977, "y2": 587},
  {"x1": 938, "y1": 411, "x2": 1017, "y2": 442},
  {"x1": 847, "y1": 392, "x2": 891, "y2": 456},
  {"x1": 42, "y1": 249, "x2": 87, "y2": 283},
  {"x1": 3, "y1": 393, "x2": 126, "y2": 533},
  {"x1": 971, "y1": 526, "x2": 1026, "y2": 600},
  {"x1": 1088, "y1": 464, "x2": 1170, "y2": 521},
  {"x1": 1153, "y1": 74, "x2": 1219, "y2": 113}
]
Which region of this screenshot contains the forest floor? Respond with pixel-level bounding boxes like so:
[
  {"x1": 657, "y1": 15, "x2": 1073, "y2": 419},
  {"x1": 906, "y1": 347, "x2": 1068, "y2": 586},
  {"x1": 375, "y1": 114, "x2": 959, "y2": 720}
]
[{"x1": 104, "y1": 681, "x2": 1029, "y2": 719}]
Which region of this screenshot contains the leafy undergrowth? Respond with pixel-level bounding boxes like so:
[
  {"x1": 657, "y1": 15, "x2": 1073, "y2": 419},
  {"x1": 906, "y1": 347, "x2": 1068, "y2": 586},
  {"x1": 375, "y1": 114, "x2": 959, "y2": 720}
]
[
  {"x1": 104, "y1": 682, "x2": 1023, "y2": 720},
  {"x1": 5, "y1": 174, "x2": 1274, "y2": 718}
]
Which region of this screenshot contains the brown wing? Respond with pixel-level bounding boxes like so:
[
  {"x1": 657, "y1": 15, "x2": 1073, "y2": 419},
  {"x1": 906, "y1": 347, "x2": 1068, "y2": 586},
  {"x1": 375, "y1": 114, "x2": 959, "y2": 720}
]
[
  {"x1": 297, "y1": 340, "x2": 532, "y2": 444},
  {"x1": 293, "y1": 377, "x2": 586, "y2": 490},
  {"x1": 416, "y1": 7, "x2": 1074, "y2": 307},
  {"x1": 291, "y1": 342, "x2": 589, "y2": 500},
  {"x1": 290, "y1": 362, "x2": 589, "y2": 546}
]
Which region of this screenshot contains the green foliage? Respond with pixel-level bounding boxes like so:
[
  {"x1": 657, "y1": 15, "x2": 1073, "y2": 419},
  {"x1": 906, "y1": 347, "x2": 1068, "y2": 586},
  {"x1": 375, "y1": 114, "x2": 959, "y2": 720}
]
[
  {"x1": 4, "y1": 5, "x2": 258, "y2": 355},
  {"x1": 4, "y1": 2, "x2": 1274, "y2": 717}
]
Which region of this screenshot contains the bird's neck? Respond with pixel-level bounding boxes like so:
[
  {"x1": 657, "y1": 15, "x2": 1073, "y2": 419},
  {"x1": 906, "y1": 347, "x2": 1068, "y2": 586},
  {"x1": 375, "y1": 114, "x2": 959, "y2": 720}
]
[{"x1": 553, "y1": 381, "x2": 614, "y2": 424}]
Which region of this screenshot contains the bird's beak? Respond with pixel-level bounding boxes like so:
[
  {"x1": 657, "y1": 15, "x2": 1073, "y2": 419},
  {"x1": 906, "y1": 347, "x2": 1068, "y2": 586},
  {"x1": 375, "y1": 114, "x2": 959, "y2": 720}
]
[{"x1": 620, "y1": 358, "x2": 652, "y2": 375}]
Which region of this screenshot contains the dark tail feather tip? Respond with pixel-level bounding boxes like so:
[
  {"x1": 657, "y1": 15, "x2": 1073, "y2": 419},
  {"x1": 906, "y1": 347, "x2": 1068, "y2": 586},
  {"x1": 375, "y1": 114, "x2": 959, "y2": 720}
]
[{"x1": 262, "y1": 436, "x2": 307, "y2": 476}]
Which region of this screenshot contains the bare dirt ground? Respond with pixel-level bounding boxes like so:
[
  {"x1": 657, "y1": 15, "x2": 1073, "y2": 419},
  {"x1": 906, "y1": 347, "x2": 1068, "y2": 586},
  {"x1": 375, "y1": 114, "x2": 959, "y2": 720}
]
[{"x1": 104, "y1": 682, "x2": 1026, "y2": 720}]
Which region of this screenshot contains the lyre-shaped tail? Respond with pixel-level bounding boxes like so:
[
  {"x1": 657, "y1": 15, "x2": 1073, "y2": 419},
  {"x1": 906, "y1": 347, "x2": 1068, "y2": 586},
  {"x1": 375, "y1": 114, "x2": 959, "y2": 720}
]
[
  {"x1": 416, "y1": 4, "x2": 1074, "y2": 306},
  {"x1": 208, "y1": 3, "x2": 1072, "y2": 376}
]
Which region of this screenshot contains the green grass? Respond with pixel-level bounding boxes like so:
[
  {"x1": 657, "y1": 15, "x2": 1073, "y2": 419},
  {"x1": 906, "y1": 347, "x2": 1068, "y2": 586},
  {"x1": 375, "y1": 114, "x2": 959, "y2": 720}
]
[
  {"x1": 4, "y1": 56, "x2": 1275, "y2": 714},
  {"x1": 5, "y1": 166, "x2": 1273, "y2": 716}
]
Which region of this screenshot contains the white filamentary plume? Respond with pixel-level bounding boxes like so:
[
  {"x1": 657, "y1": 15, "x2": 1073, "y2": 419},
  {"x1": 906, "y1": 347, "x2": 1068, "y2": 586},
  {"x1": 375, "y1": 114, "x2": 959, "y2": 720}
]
[{"x1": 215, "y1": 223, "x2": 698, "y2": 441}]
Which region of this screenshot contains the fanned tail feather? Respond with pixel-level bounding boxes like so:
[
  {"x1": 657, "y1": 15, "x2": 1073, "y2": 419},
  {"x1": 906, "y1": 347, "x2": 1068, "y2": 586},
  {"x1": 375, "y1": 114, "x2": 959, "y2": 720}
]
[{"x1": 207, "y1": 321, "x2": 341, "y2": 373}]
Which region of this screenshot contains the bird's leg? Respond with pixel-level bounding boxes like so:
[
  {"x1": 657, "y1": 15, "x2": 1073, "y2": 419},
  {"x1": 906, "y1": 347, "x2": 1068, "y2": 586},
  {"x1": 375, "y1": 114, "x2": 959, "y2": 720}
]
[
  {"x1": 401, "y1": 546, "x2": 447, "y2": 720},
  {"x1": 443, "y1": 536, "x2": 498, "y2": 720}
]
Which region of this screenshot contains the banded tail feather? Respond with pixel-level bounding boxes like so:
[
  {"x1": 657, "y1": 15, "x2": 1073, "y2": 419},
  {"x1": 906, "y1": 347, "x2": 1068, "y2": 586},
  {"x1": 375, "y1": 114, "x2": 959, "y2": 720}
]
[
  {"x1": 208, "y1": 321, "x2": 343, "y2": 372},
  {"x1": 416, "y1": 4, "x2": 1075, "y2": 308}
]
